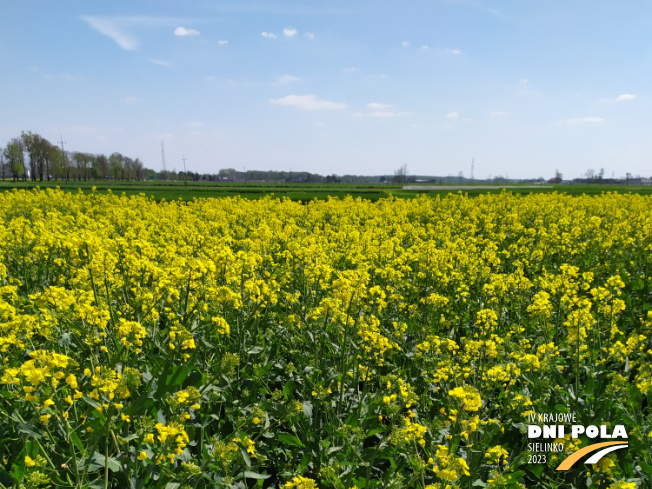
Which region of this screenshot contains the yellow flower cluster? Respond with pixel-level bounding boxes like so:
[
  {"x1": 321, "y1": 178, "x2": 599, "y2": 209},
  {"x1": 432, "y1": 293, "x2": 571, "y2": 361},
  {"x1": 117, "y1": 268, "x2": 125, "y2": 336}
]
[
  {"x1": 429, "y1": 445, "x2": 471, "y2": 481},
  {"x1": 389, "y1": 416, "x2": 428, "y2": 447},
  {"x1": 284, "y1": 476, "x2": 318, "y2": 489},
  {"x1": 484, "y1": 445, "x2": 509, "y2": 466},
  {"x1": 448, "y1": 385, "x2": 482, "y2": 412}
]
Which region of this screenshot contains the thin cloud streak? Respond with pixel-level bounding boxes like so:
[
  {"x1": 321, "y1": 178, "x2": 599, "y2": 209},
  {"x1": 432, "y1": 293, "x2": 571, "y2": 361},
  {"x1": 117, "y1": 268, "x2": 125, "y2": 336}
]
[
  {"x1": 82, "y1": 16, "x2": 138, "y2": 50},
  {"x1": 150, "y1": 59, "x2": 172, "y2": 67},
  {"x1": 82, "y1": 16, "x2": 205, "y2": 50},
  {"x1": 276, "y1": 75, "x2": 300, "y2": 85},
  {"x1": 270, "y1": 94, "x2": 347, "y2": 110},
  {"x1": 367, "y1": 102, "x2": 392, "y2": 110}
]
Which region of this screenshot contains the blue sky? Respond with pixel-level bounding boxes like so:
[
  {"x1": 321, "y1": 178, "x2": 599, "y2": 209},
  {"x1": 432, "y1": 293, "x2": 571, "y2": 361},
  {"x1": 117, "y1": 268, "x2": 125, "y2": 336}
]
[{"x1": 2, "y1": 1, "x2": 651, "y2": 179}]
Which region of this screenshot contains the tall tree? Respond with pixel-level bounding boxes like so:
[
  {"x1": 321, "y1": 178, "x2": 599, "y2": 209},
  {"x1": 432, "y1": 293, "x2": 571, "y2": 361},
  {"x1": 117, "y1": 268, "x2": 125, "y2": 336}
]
[
  {"x1": 122, "y1": 156, "x2": 134, "y2": 181},
  {"x1": 109, "y1": 152, "x2": 123, "y2": 180},
  {"x1": 4, "y1": 138, "x2": 26, "y2": 181},
  {"x1": 393, "y1": 163, "x2": 408, "y2": 184},
  {"x1": 72, "y1": 152, "x2": 93, "y2": 181},
  {"x1": 62, "y1": 149, "x2": 72, "y2": 182},
  {"x1": 94, "y1": 154, "x2": 110, "y2": 179},
  {"x1": 48, "y1": 145, "x2": 63, "y2": 180},
  {"x1": 41, "y1": 137, "x2": 53, "y2": 180},
  {"x1": 132, "y1": 158, "x2": 144, "y2": 180},
  {"x1": 21, "y1": 131, "x2": 39, "y2": 180}
]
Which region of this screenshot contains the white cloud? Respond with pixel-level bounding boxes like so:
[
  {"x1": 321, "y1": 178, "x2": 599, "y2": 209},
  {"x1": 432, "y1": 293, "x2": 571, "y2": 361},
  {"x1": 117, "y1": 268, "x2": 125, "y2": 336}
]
[
  {"x1": 277, "y1": 75, "x2": 300, "y2": 84},
  {"x1": 367, "y1": 102, "x2": 392, "y2": 110},
  {"x1": 491, "y1": 111, "x2": 508, "y2": 117},
  {"x1": 616, "y1": 93, "x2": 636, "y2": 101},
  {"x1": 174, "y1": 26, "x2": 200, "y2": 36},
  {"x1": 445, "y1": 111, "x2": 460, "y2": 119},
  {"x1": 150, "y1": 59, "x2": 172, "y2": 67},
  {"x1": 283, "y1": 27, "x2": 298, "y2": 37},
  {"x1": 218, "y1": 40, "x2": 228, "y2": 45},
  {"x1": 82, "y1": 16, "x2": 138, "y2": 50},
  {"x1": 420, "y1": 45, "x2": 429, "y2": 50},
  {"x1": 304, "y1": 32, "x2": 315, "y2": 39},
  {"x1": 270, "y1": 94, "x2": 347, "y2": 110},
  {"x1": 125, "y1": 96, "x2": 140, "y2": 103},
  {"x1": 445, "y1": 48, "x2": 461, "y2": 55},
  {"x1": 343, "y1": 67, "x2": 359, "y2": 73},
  {"x1": 402, "y1": 41, "x2": 410, "y2": 48},
  {"x1": 262, "y1": 31, "x2": 277, "y2": 39},
  {"x1": 560, "y1": 117, "x2": 605, "y2": 125},
  {"x1": 355, "y1": 105, "x2": 412, "y2": 118},
  {"x1": 205, "y1": 76, "x2": 216, "y2": 82}
]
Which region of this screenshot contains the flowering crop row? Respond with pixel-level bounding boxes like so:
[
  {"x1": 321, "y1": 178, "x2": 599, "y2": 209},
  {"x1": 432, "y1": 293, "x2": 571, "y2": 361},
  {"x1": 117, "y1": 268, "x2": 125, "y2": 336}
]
[{"x1": 0, "y1": 188, "x2": 651, "y2": 489}]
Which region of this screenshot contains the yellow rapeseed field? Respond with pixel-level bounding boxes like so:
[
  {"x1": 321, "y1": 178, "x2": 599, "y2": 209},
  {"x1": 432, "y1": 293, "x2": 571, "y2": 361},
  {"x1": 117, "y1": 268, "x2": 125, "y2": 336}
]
[{"x1": 0, "y1": 188, "x2": 651, "y2": 488}]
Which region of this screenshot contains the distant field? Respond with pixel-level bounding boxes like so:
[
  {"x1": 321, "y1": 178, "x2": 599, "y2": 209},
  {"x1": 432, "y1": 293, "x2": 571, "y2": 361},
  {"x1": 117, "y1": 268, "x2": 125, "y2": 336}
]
[
  {"x1": 2, "y1": 179, "x2": 652, "y2": 201},
  {"x1": 0, "y1": 180, "x2": 398, "y2": 202}
]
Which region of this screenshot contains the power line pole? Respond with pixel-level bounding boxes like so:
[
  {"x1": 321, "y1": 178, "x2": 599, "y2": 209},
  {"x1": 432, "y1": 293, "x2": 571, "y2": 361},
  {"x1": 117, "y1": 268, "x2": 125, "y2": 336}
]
[
  {"x1": 59, "y1": 135, "x2": 68, "y2": 183},
  {"x1": 470, "y1": 157, "x2": 474, "y2": 182},
  {"x1": 161, "y1": 141, "x2": 167, "y2": 180},
  {"x1": 182, "y1": 156, "x2": 187, "y2": 186}
]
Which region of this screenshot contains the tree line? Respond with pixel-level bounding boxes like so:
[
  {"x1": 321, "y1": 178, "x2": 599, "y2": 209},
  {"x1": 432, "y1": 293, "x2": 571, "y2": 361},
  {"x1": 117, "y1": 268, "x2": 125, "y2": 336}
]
[{"x1": 0, "y1": 131, "x2": 151, "y2": 182}]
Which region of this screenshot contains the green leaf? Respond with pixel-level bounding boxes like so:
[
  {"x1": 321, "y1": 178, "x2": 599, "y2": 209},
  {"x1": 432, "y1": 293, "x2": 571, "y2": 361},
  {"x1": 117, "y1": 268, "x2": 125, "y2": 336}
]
[
  {"x1": 232, "y1": 442, "x2": 252, "y2": 467},
  {"x1": 450, "y1": 434, "x2": 461, "y2": 455},
  {"x1": 244, "y1": 471, "x2": 271, "y2": 480},
  {"x1": 83, "y1": 482, "x2": 105, "y2": 489},
  {"x1": 124, "y1": 394, "x2": 154, "y2": 417},
  {"x1": 82, "y1": 394, "x2": 101, "y2": 409},
  {"x1": 165, "y1": 365, "x2": 189, "y2": 389},
  {"x1": 528, "y1": 463, "x2": 544, "y2": 478},
  {"x1": 10, "y1": 463, "x2": 24, "y2": 487},
  {"x1": 68, "y1": 429, "x2": 85, "y2": 453},
  {"x1": 636, "y1": 461, "x2": 652, "y2": 475},
  {"x1": 299, "y1": 452, "x2": 311, "y2": 471},
  {"x1": 0, "y1": 466, "x2": 15, "y2": 486},
  {"x1": 154, "y1": 363, "x2": 190, "y2": 400},
  {"x1": 121, "y1": 433, "x2": 140, "y2": 442},
  {"x1": 15, "y1": 421, "x2": 42, "y2": 439},
  {"x1": 277, "y1": 433, "x2": 305, "y2": 447},
  {"x1": 283, "y1": 381, "x2": 294, "y2": 401},
  {"x1": 86, "y1": 452, "x2": 121, "y2": 473}
]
